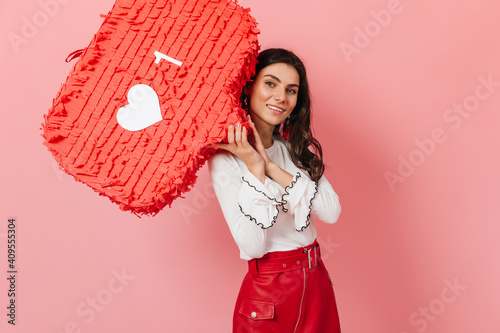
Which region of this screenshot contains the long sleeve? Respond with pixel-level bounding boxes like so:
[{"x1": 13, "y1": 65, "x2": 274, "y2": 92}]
[
  {"x1": 281, "y1": 169, "x2": 341, "y2": 231},
  {"x1": 209, "y1": 136, "x2": 341, "y2": 260},
  {"x1": 208, "y1": 151, "x2": 283, "y2": 259}
]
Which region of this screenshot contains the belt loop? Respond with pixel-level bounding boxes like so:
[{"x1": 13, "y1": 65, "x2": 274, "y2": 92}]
[
  {"x1": 308, "y1": 244, "x2": 318, "y2": 269},
  {"x1": 248, "y1": 259, "x2": 259, "y2": 276},
  {"x1": 314, "y1": 246, "x2": 318, "y2": 267}
]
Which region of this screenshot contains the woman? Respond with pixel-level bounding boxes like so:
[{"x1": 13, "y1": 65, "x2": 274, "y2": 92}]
[{"x1": 208, "y1": 48, "x2": 342, "y2": 332}]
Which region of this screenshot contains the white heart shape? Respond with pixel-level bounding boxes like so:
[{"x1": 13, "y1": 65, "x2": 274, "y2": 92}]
[{"x1": 116, "y1": 84, "x2": 163, "y2": 131}]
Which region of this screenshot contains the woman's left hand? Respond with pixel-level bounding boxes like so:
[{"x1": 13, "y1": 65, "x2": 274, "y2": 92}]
[
  {"x1": 247, "y1": 117, "x2": 276, "y2": 174},
  {"x1": 246, "y1": 116, "x2": 294, "y2": 188}
]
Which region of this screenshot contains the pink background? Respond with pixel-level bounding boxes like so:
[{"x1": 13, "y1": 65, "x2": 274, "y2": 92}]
[{"x1": 1, "y1": 0, "x2": 499, "y2": 332}]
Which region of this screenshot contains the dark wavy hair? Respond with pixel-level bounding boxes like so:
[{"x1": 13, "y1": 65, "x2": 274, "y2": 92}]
[{"x1": 243, "y1": 48, "x2": 325, "y2": 182}]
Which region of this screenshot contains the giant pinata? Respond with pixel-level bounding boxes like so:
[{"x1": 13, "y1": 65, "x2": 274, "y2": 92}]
[{"x1": 42, "y1": 0, "x2": 260, "y2": 215}]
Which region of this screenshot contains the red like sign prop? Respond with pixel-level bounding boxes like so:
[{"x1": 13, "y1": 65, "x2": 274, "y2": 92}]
[{"x1": 42, "y1": 0, "x2": 259, "y2": 215}]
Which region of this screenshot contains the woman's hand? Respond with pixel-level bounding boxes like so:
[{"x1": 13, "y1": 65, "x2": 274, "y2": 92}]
[
  {"x1": 246, "y1": 118, "x2": 275, "y2": 175},
  {"x1": 216, "y1": 117, "x2": 293, "y2": 187},
  {"x1": 216, "y1": 121, "x2": 266, "y2": 183},
  {"x1": 247, "y1": 117, "x2": 294, "y2": 189}
]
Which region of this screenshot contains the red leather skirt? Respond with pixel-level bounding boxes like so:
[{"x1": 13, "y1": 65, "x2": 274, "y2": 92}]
[{"x1": 233, "y1": 240, "x2": 341, "y2": 333}]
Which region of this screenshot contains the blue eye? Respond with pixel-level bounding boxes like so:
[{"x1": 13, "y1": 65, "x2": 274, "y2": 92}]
[
  {"x1": 287, "y1": 89, "x2": 297, "y2": 94},
  {"x1": 265, "y1": 81, "x2": 275, "y2": 87}
]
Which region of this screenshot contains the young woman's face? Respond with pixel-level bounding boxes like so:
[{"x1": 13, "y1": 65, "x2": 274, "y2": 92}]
[{"x1": 248, "y1": 63, "x2": 300, "y2": 127}]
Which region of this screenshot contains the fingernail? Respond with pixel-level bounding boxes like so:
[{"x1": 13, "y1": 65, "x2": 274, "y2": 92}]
[
  {"x1": 229, "y1": 124, "x2": 233, "y2": 128},
  {"x1": 237, "y1": 123, "x2": 241, "y2": 128}
]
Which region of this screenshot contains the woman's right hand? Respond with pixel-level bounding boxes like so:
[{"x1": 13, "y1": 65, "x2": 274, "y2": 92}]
[{"x1": 216, "y1": 122, "x2": 266, "y2": 183}]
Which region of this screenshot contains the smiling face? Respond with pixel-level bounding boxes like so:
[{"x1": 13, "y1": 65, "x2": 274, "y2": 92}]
[{"x1": 247, "y1": 62, "x2": 300, "y2": 129}]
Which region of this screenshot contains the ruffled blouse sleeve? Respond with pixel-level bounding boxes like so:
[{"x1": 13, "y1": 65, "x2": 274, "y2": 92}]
[
  {"x1": 239, "y1": 169, "x2": 283, "y2": 229},
  {"x1": 208, "y1": 151, "x2": 282, "y2": 259},
  {"x1": 281, "y1": 169, "x2": 341, "y2": 231}
]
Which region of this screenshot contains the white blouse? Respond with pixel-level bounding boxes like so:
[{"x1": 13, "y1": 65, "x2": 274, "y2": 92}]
[{"x1": 208, "y1": 136, "x2": 341, "y2": 260}]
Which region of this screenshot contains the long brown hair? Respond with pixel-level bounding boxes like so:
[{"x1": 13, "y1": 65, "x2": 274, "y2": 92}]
[{"x1": 243, "y1": 48, "x2": 325, "y2": 182}]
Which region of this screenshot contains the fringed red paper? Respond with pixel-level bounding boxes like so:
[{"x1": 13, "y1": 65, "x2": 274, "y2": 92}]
[{"x1": 42, "y1": 0, "x2": 260, "y2": 216}]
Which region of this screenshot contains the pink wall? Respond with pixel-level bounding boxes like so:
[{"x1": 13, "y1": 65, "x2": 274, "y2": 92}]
[{"x1": 1, "y1": 0, "x2": 499, "y2": 332}]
